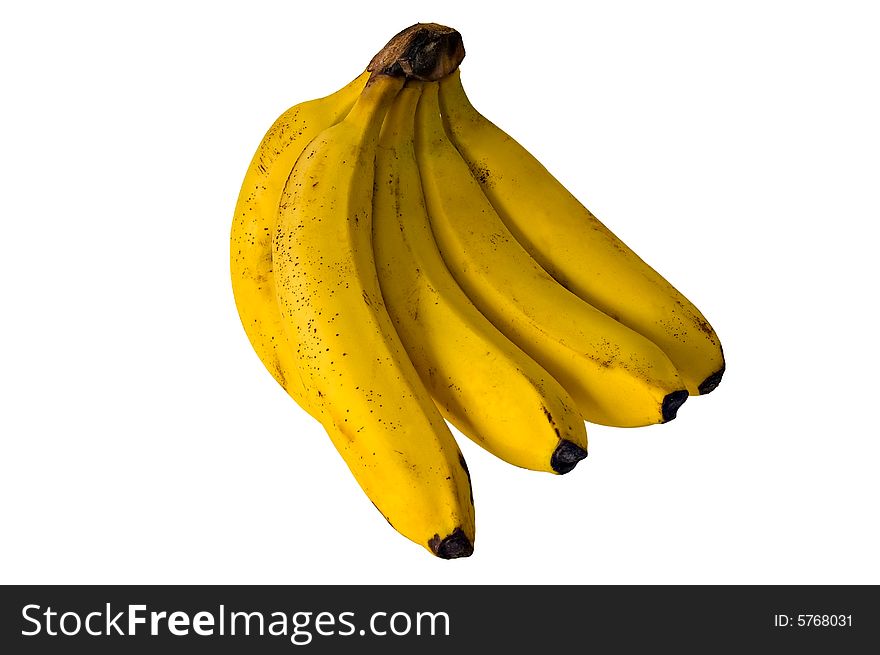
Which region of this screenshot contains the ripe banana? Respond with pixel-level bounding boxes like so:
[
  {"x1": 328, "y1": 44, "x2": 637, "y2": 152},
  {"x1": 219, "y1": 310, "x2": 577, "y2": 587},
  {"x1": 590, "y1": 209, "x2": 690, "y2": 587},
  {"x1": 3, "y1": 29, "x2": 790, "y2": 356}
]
[
  {"x1": 231, "y1": 22, "x2": 725, "y2": 558},
  {"x1": 231, "y1": 71, "x2": 370, "y2": 416},
  {"x1": 373, "y1": 82, "x2": 588, "y2": 474},
  {"x1": 415, "y1": 82, "x2": 689, "y2": 427},
  {"x1": 438, "y1": 69, "x2": 725, "y2": 395},
  {"x1": 272, "y1": 72, "x2": 475, "y2": 558}
]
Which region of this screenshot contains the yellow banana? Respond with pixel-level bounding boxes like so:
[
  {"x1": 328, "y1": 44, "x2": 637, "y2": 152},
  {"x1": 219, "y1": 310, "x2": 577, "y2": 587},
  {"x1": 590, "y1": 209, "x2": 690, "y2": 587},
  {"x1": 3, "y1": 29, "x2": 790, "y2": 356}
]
[
  {"x1": 416, "y1": 82, "x2": 689, "y2": 427},
  {"x1": 438, "y1": 69, "x2": 725, "y2": 395},
  {"x1": 273, "y1": 73, "x2": 475, "y2": 558},
  {"x1": 373, "y1": 82, "x2": 588, "y2": 474},
  {"x1": 231, "y1": 71, "x2": 370, "y2": 416}
]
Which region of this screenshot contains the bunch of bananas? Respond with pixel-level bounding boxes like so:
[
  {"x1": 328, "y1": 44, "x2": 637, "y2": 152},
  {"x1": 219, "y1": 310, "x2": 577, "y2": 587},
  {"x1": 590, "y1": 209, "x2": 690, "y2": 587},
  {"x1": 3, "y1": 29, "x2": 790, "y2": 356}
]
[{"x1": 231, "y1": 24, "x2": 724, "y2": 559}]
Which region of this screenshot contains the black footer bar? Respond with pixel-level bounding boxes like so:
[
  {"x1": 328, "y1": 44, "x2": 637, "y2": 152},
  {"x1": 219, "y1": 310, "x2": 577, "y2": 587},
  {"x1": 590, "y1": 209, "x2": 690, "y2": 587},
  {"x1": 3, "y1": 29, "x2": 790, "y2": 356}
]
[{"x1": 2, "y1": 585, "x2": 875, "y2": 653}]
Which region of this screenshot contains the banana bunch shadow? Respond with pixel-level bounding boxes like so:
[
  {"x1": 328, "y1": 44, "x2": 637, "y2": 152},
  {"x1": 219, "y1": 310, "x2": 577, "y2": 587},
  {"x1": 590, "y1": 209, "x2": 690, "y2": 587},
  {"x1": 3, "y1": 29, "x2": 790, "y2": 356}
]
[{"x1": 231, "y1": 24, "x2": 725, "y2": 559}]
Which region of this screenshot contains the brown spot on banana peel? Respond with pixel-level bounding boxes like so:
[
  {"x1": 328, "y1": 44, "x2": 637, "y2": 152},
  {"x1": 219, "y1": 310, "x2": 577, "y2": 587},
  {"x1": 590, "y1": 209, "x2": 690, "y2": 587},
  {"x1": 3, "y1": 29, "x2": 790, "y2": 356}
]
[
  {"x1": 458, "y1": 450, "x2": 474, "y2": 507},
  {"x1": 271, "y1": 352, "x2": 287, "y2": 389},
  {"x1": 671, "y1": 297, "x2": 719, "y2": 343},
  {"x1": 540, "y1": 403, "x2": 562, "y2": 439},
  {"x1": 468, "y1": 160, "x2": 496, "y2": 189}
]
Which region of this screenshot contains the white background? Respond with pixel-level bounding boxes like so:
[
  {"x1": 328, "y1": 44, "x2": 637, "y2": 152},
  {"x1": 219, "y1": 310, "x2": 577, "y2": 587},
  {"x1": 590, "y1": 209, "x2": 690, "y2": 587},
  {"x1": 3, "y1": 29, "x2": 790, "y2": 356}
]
[{"x1": 2, "y1": 0, "x2": 878, "y2": 584}]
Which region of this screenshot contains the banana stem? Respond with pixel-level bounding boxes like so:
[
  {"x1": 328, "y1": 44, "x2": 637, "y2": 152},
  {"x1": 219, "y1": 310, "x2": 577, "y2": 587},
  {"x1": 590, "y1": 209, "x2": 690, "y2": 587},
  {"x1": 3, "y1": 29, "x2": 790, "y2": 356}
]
[{"x1": 368, "y1": 23, "x2": 465, "y2": 81}]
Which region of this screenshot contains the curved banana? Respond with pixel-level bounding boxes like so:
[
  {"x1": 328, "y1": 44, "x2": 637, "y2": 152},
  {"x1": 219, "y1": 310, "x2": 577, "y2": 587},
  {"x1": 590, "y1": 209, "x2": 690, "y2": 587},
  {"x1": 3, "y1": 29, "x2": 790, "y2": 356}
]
[
  {"x1": 415, "y1": 82, "x2": 689, "y2": 428},
  {"x1": 373, "y1": 82, "x2": 588, "y2": 474},
  {"x1": 231, "y1": 71, "x2": 370, "y2": 417},
  {"x1": 273, "y1": 73, "x2": 475, "y2": 558},
  {"x1": 438, "y1": 69, "x2": 725, "y2": 395}
]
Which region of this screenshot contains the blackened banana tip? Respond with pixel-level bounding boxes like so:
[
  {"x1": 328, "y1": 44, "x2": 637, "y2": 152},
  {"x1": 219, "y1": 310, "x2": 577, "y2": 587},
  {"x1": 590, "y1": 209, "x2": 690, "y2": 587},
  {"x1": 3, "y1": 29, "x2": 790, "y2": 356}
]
[
  {"x1": 698, "y1": 364, "x2": 725, "y2": 395},
  {"x1": 661, "y1": 390, "x2": 689, "y2": 422},
  {"x1": 550, "y1": 440, "x2": 588, "y2": 474},
  {"x1": 429, "y1": 528, "x2": 474, "y2": 559}
]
